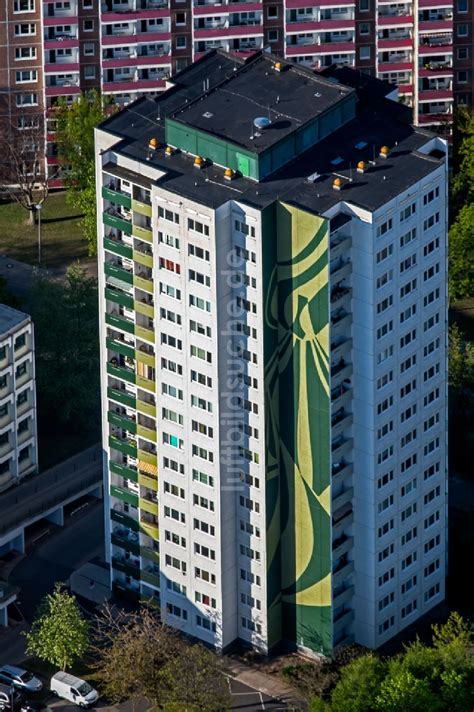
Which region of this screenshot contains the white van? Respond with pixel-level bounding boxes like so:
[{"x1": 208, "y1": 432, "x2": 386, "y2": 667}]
[{"x1": 50, "y1": 672, "x2": 98, "y2": 708}]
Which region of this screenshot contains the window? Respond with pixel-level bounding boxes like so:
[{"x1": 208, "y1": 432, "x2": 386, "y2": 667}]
[
  {"x1": 83, "y1": 19, "x2": 94, "y2": 31},
  {"x1": 176, "y1": 36, "x2": 186, "y2": 48},
  {"x1": 15, "y1": 23, "x2": 36, "y2": 35},
  {"x1": 359, "y1": 22, "x2": 370, "y2": 34},
  {"x1": 377, "y1": 269, "x2": 393, "y2": 289},
  {"x1": 189, "y1": 294, "x2": 211, "y2": 312},
  {"x1": 377, "y1": 320, "x2": 393, "y2": 340},
  {"x1": 16, "y1": 93, "x2": 38, "y2": 106},
  {"x1": 234, "y1": 219, "x2": 255, "y2": 237},
  {"x1": 424, "y1": 461, "x2": 440, "y2": 481},
  {"x1": 378, "y1": 592, "x2": 394, "y2": 610},
  {"x1": 378, "y1": 544, "x2": 394, "y2": 562},
  {"x1": 268, "y1": 5, "x2": 278, "y2": 17},
  {"x1": 400, "y1": 303, "x2": 416, "y2": 323},
  {"x1": 457, "y1": 24, "x2": 468, "y2": 36},
  {"x1": 400, "y1": 278, "x2": 417, "y2": 299},
  {"x1": 424, "y1": 583, "x2": 440, "y2": 602},
  {"x1": 360, "y1": 0, "x2": 369, "y2": 9},
  {"x1": 14, "y1": 0, "x2": 35, "y2": 10},
  {"x1": 400, "y1": 228, "x2": 416, "y2": 248},
  {"x1": 424, "y1": 263, "x2": 440, "y2": 281},
  {"x1": 400, "y1": 253, "x2": 417, "y2": 274},
  {"x1": 268, "y1": 29, "x2": 279, "y2": 42},
  {"x1": 423, "y1": 212, "x2": 440, "y2": 231},
  {"x1": 187, "y1": 218, "x2": 209, "y2": 236},
  {"x1": 401, "y1": 526, "x2": 417, "y2": 546},
  {"x1": 84, "y1": 42, "x2": 95, "y2": 56},
  {"x1": 458, "y1": 0, "x2": 467, "y2": 10},
  {"x1": 378, "y1": 567, "x2": 395, "y2": 586},
  {"x1": 84, "y1": 66, "x2": 96, "y2": 79},
  {"x1": 160, "y1": 232, "x2": 180, "y2": 249},
  {"x1": 376, "y1": 218, "x2": 393, "y2": 237},
  {"x1": 18, "y1": 446, "x2": 29, "y2": 462},
  {"x1": 400, "y1": 202, "x2": 416, "y2": 222},
  {"x1": 376, "y1": 244, "x2": 393, "y2": 264},
  {"x1": 176, "y1": 11, "x2": 186, "y2": 24},
  {"x1": 401, "y1": 453, "x2": 417, "y2": 473},
  {"x1": 15, "y1": 47, "x2": 36, "y2": 60},
  {"x1": 15, "y1": 334, "x2": 26, "y2": 351},
  {"x1": 83, "y1": 0, "x2": 93, "y2": 6},
  {"x1": 377, "y1": 471, "x2": 394, "y2": 489},
  {"x1": 379, "y1": 616, "x2": 395, "y2": 635},
  {"x1": 457, "y1": 71, "x2": 468, "y2": 84},
  {"x1": 377, "y1": 345, "x2": 394, "y2": 364},
  {"x1": 360, "y1": 46, "x2": 371, "y2": 59},
  {"x1": 423, "y1": 186, "x2": 440, "y2": 205},
  {"x1": 378, "y1": 519, "x2": 394, "y2": 538},
  {"x1": 401, "y1": 599, "x2": 418, "y2": 619},
  {"x1": 189, "y1": 269, "x2": 210, "y2": 287},
  {"x1": 400, "y1": 478, "x2": 417, "y2": 497},
  {"x1": 457, "y1": 47, "x2": 469, "y2": 60},
  {"x1": 158, "y1": 206, "x2": 179, "y2": 224}
]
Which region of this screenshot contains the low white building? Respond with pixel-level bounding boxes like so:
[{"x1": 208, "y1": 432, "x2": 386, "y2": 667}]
[
  {"x1": 95, "y1": 50, "x2": 448, "y2": 654},
  {"x1": 0, "y1": 305, "x2": 38, "y2": 492}
]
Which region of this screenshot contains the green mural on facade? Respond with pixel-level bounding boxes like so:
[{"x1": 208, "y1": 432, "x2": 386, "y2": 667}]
[{"x1": 264, "y1": 201, "x2": 332, "y2": 655}]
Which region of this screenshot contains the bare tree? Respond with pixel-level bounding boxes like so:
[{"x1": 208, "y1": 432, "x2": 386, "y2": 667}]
[{"x1": 0, "y1": 117, "x2": 56, "y2": 225}]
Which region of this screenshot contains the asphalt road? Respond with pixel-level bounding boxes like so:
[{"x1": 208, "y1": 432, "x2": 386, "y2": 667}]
[{"x1": 10, "y1": 499, "x2": 104, "y2": 622}]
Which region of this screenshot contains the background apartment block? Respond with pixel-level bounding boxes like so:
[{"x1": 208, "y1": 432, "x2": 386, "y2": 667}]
[
  {"x1": 0, "y1": 0, "x2": 472, "y2": 184},
  {"x1": 0, "y1": 305, "x2": 38, "y2": 493},
  {"x1": 96, "y1": 50, "x2": 448, "y2": 653}
]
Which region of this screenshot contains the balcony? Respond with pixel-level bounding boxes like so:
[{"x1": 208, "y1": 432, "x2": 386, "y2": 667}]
[
  {"x1": 141, "y1": 566, "x2": 160, "y2": 588},
  {"x1": 140, "y1": 495, "x2": 158, "y2": 515},
  {"x1": 140, "y1": 544, "x2": 160, "y2": 564},
  {"x1": 332, "y1": 461, "x2": 353, "y2": 486},
  {"x1": 111, "y1": 507, "x2": 139, "y2": 532},
  {"x1": 332, "y1": 556, "x2": 354, "y2": 586},
  {"x1": 105, "y1": 312, "x2": 135, "y2": 336},
  {"x1": 102, "y1": 184, "x2": 132, "y2": 209},
  {"x1": 132, "y1": 224, "x2": 153, "y2": 243},
  {"x1": 332, "y1": 502, "x2": 353, "y2": 535},
  {"x1": 109, "y1": 434, "x2": 138, "y2": 458},
  {"x1": 134, "y1": 325, "x2": 154, "y2": 343},
  {"x1": 330, "y1": 285, "x2": 351, "y2": 312},
  {"x1": 112, "y1": 580, "x2": 140, "y2": 602},
  {"x1": 111, "y1": 528, "x2": 140, "y2": 556},
  {"x1": 330, "y1": 258, "x2": 351, "y2": 283},
  {"x1": 332, "y1": 435, "x2": 353, "y2": 461},
  {"x1": 331, "y1": 337, "x2": 352, "y2": 363},
  {"x1": 331, "y1": 311, "x2": 351, "y2": 339},
  {"x1": 104, "y1": 236, "x2": 134, "y2": 261},
  {"x1": 133, "y1": 274, "x2": 154, "y2": 294},
  {"x1": 135, "y1": 298, "x2": 154, "y2": 320},
  {"x1": 140, "y1": 513, "x2": 159, "y2": 540},
  {"x1": 132, "y1": 198, "x2": 152, "y2": 218},
  {"x1": 108, "y1": 410, "x2": 137, "y2": 434},
  {"x1": 333, "y1": 607, "x2": 354, "y2": 631},
  {"x1": 108, "y1": 385, "x2": 136, "y2": 410},
  {"x1": 331, "y1": 382, "x2": 351, "y2": 412},
  {"x1": 136, "y1": 374, "x2": 155, "y2": 393},
  {"x1": 139, "y1": 471, "x2": 158, "y2": 491},
  {"x1": 133, "y1": 247, "x2": 153, "y2": 269},
  {"x1": 332, "y1": 533, "x2": 353, "y2": 560},
  {"x1": 103, "y1": 210, "x2": 132, "y2": 235},
  {"x1": 110, "y1": 460, "x2": 138, "y2": 483},
  {"x1": 110, "y1": 484, "x2": 139, "y2": 508},
  {"x1": 329, "y1": 232, "x2": 351, "y2": 262},
  {"x1": 137, "y1": 398, "x2": 156, "y2": 418},
  {"x1": 332, "y1": 486, "x2": 354, "y2": 512},
  {"x1": 112, "y1": 555, "x2": 140, "y2": 578},
  {"x1": 104, "y1": 261, "x2": 134, "y2": 286},
  {"x1": 105, "y1": 285, "x2": 134, "y2": 311},
  {"x1": 331, "y1": 408, "x2": 353, "y2": 439},
  {"x1": 137, "y1": 423, "x2": 157, "y2": 442}
]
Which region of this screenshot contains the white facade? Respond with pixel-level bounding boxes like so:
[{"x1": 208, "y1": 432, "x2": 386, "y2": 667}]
[{"x1": 0, "y1": 305, "x2": 38, "y2": 492}]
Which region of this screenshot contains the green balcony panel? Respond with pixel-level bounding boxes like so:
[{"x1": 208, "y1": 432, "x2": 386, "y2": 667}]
[
  {"x1": 135, "y1": 349, "x2": 155, "y2": 368},
  {"x1": 106, "y1": 337, "x2": 135, "y2": 360},
  {"x1": 132, "y1": 199, "x2": 152, "y2": 218},
  {"x1": 112, "y1": 581, "x2": 140, "y2": 602},
  {"x1": 132, "y1": 225, "x2": 152, "y2": 243},
  {"x1": 134, "y1": 300, "x2": 154, "y2": 319},
  {"x1": 104, "y1": 262, "x2": 134, "y2": 285},
  {"x1": 105, "y1": 286, "x2": 134, "y2": 310},
  {"x1": 133, "y1": 275, "x2": 153, "y2": 294},
  {"x1": 111, "y1": 508, "x2": 139, "y2": 532},
  {"x1": 108, "y1": 410, "x2": 138, "y2": 434},
  {"x1": 135, "y1": 325, "x2": 154, "y2": 343},
  {"x1": 105, "y1": 312, "x2": 135, "y2": 335},
  {"x1": 137, "y1": 424, "x2": 157, "y2": 442},
  {"x1": 137, "y1": 398, "x2": 156, "y2": 418},
  {"x1": 138, "y1": 472, "x2": 158, "y2": 491},
  {"x1": 110, "y1": 484, "x2": 139, "y2": 508},
  {"x1": 107, "y1": 386, "x2": 136, "y2": 410},
  {"x1": 111, "y1": 532, "x2": 140, "y2": 556},
  {"x1": 136, "y1": 375, "x2": 155, "y2": 393},
  {"x1": 102, "y1": 186, "x2": 132, "y2": 209},
  {"x1": 109, "y1": 435, "x2": 137, "y2": 458},
  {"x1": 133, "y1": 249, "x2": 154, "y2": 269},
  {"x1": 104, "y1": 236, "x2": 133, "y2": 260},
  {"x1": 110, "y1": 460, "x2": 138, "y2": 483},
  {"x1": 140, "y1": 569, "x2": 160, "y2": 588},
  {"x1": 138, "y1": 449, "x2": 157, "y2": 466},
  {"x1": 107, "y1": 362, "x2": 136, "y2": 384},
  {"x1": 103, "y1": 212, "x2": 132, "y2": 235},
  {"x1": 111, "y1": 556, "x2": 140, "y2": 578},
  {"x1": 140, "y1": 546, "x2": 160, "y2": 564}
]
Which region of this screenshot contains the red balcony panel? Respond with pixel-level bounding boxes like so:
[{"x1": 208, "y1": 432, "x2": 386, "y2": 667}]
[
  {"x1": 43, "y1": 15, "x2": 78, "y2": 25},
  {"x1": 377, "y1": 61, "x2": 412, "y2": 71},
  {"x1": 419, "y1": 19, "x2": 453, "y2": 31},
  {"x1": 101, "y1": 9, "x2": 170, "y2": 20},
  {"x1": 102, "y1": 79, "x2": 165, "y2": 92},
  {"x1": 286, "y1": 42, "x2": 319, "y2": 54},
  {"x1": 318, "y1": 41, "x2": 355, "y2": 52},
  {"x1": 47, "y1": 155, "x2": 60, "y2": 165},
  {"x1": 102, "y1": 55, "x2": 171, "y2": 68},
  {"x1": 44, "y1": 62, "x2": 80, "y2": 73},
  {"x1": 286, "y1": 19, "x2": 352, "y2": 31},
  {"x1": 194, "y1": 24, "x2": 261, "y2": 38},
  {"x1": 43, "y1": 38, "x2": 79, "y2": 49},
  {"x1": 419, "y1": 66, "x2": 452, "y2": 76},
  {"x1": 378, "y1": 14, "x2": 413, "y2": 25},
  {"x1": 398, "y1": 83, "x2": 413, "y2": 93},
  {"x1": 45, "y1": 85, "x2": 81, "y2": 96},
  {"x1": 418, "y1": 0, "x2": 452, "y2": 6},
  {"x1": 101, "y1": 33, "x2": 136, "y2": 45},
  {"x1": 286, "y1": 0, "x2": 354, "y2": 7},
  {"x1": 378, "y1": 38, "x2": 412, "y2": 49},
  {"x1": 48, "y1": 178, "x2": 64, "y2": 189},
  {"x1": 193, "y1": 4, "x2": 230, "y2": 15},
  {"x1": 418, "y1": 43, "x2": 452, "y2": 54},
  {"x1": 228, "y1": 1, "x2": 263, "y2": 9},
  {"x1": 194, "y1": 51, "x2": 207, "y2": 60},
  {"x1": 134, "y1": 31, "x2": 172, "y2": 42},
  {"x1": 47, "y1": 132, "x2": 56, "y2": 141},
  {"x1": 418, "y1": 88, "x2": 453, "y2": 100},
  {"x1": 418, "y1": 112, "x2": 452, "y2": 123}
]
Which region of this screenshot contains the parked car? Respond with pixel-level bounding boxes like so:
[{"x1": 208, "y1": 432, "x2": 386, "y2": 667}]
[
  {"x1": 20, "y1": 702, "x2": 52, "y2": 712},
  {"x1": 0, "y1": 668, "x2": 42, "y2": 693},
  {"x1": 0, "y1": 683, "x2": 22, "y2": 711},
  {"x1": 50, "y1": 673, "x2": 98, "y2": 708}
]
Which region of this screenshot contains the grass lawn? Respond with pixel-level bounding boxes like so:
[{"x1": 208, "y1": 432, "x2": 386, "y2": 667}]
[{"x1": 0, "y1": 192, "x2": 88, "y2": 270}]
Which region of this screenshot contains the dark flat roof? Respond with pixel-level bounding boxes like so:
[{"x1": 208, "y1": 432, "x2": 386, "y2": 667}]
[
  {"x1": 98, "y1": 50, "x2": 445, "y2": 215},
  {"x1": 168, "y1": 53, "x2": 354, "y2": 153}
]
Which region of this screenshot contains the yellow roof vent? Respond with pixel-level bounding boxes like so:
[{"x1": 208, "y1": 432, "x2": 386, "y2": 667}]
[
  {"x1": 194, "y1": 155, "x2": 204, "y2": 168},
  {"x1": 165, "y1": 145, "x2": 174, "y2": 157},
  {"x1": 274, "y1": 62, "x2": 283, "y2": 72},
  {"x1": 357, "y1": 160, "x2": 366, "y2": 173},
  {"x1": 379, "y1": 145, "x2": 390, "y2": 158},
  {"x1": 148, "y1": 137, "x2": 158, "y2": 150},
  {"x1": 224, "y1": 167, "x2": 235, "y2": 181},
  {"x1": 333, "y1": 177, "x2": 343, "y2": 191}
]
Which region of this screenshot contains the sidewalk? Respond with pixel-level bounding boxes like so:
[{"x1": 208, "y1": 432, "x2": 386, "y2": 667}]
[{"x1": 225, "y1": 658, "x2": 307, "y2": 710}]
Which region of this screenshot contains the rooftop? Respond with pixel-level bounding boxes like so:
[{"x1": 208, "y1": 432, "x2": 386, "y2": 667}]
[
  {"x1": 168, "y1": 54, "x2": 354, "y2": 154},
  {"x1": 98, "y1": 50, "x2": 446, "y2": 215},
  {"x1": 0, "y1": 304, "x2": 30, "y2": 337}
]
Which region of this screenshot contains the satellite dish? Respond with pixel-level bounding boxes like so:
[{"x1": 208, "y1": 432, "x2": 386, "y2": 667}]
[{"x1": 253, "y1": 116, "x2": 271, "y2": 130}]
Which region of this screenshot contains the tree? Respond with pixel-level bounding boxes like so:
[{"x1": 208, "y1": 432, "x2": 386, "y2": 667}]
[
  {"x1": 375, "y1": 669, "x2": 441, "y2": 712},
  {"x1": 328, "y1": 654, "x2": 386, "y2": 712},
  {"x1": 449, "y1": 203, "x2": 474, "y2": 302},
  {"x1": 0, "y1": 119, "x2": 55, "y2": 225},
  {"x1": 55, "y1": 91, "x2": 113, "y2": 255},
  {"x1": 28, "y1": 264, "x2": 100, "y2": 432},
  {"x1": 92, "y1": 604, "x2": 231, "y2": 712},
  {"x1": 451, "y1": 108, "x2": 474, "y2": 221},
  {"x1": 448, "y1": 324, "x2": 474, "y2": 390},
  {"x1": 25, "y1": 584, "x2": 89, "y2": 670}
]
